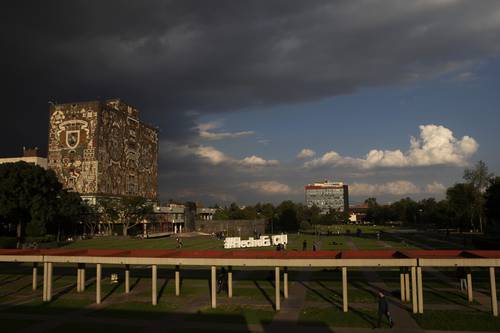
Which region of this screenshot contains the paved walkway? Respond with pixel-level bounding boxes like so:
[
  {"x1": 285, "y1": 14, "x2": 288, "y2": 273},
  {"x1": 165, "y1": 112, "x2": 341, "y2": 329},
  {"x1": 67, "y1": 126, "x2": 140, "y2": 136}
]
[{"x1": 346, "y1": 238, "x2": 423, "y2": 332}]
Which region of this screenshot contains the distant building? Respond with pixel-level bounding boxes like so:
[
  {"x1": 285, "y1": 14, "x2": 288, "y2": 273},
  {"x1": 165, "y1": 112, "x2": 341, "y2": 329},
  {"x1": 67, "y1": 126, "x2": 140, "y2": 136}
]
[
  {"x1": 0, "y1": 147, "x2": 47, "y2": 169},
  {"x1": 47, "y1": 99, "x2": 158, "y2": 204},
  {"x1": 152, "y1": 203, "x2": 216, "y2": 234},
  {"x1": 349, "y1": 203, "x2": 369, "y2": 223},
  {"x1": 305, "y1": 180, "x2": 349, "y2": 214}
]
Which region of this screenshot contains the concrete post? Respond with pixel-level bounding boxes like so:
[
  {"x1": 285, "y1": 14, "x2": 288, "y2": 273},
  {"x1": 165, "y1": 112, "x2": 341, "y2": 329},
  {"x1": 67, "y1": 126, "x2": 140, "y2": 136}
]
[
  {"x1": 405, "y1": 271, "x2": 411, "y2": 302},
  {"x1": 342, "y1": 267, "x2": 348, "y2": 312},
  {"x1": 81, "y1": 264, "x2": 85, "y2": 292},
  {"x1": 284, "y1": 267, "x2": 289, "y2": 299},
  {"x1": 417, "y1": 266, "x2": 423, "y2": 314},
  {"x1": 467, "y1": 271, "x2": 473, "y2": 303},
  {"x1": 77, "y1": 263, "x2": 85, "y2": 292},
  {"x1": 42, "y1": 262, "x2": 48, "y2": 302},
  {"x1": 152, "y1": 265, "x2": 157, "y2": 306},
  {"x1": 400, "y1": 270, "x2": 406, "y2": 302},
  {"x1": 211, "y1": 266, "x2": 216, "y2": 309},
  {"x1": 228, "y1": 266, "x2": 233, "y2": 298},
  {"x1": 47, "y1": 262, "x2": 53, "y2": 302},
  {"x1": 490, "y1": 267, "x2": 498, "y2": 317},
  {"x1": 32, "y1": 263, "x2": 37, "y2": 291},
  {"x1": 411, "y1": 266, "x2": 417, "y2": 314},
  {"x1": 77, "y1": 266, "x2": 81, "y2": 292},
  {"x1": 175, "y1": 265, "x2": 180, "y2": 296},
  {"x1": 96, "y1": 263, "x2": 102, "y2": 304},
  {"x1": 125, "y1": 264, "x2": 130, "y2": 294},
  {"x1": 275, "y1": 267, "x2": 281, "y2": 311}
]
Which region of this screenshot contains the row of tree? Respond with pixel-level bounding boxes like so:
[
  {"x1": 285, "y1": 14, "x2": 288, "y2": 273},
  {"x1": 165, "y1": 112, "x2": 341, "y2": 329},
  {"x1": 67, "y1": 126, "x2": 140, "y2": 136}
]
[
  {"x1": 365, "y1": 161, "x2": 500, "y2": 231},
  {"x1": 0, "y1": 162, "x2": 85, "y2": 247},
  {"x1": 0, "y1": 162, "x2": 153, "y2": 247},
  {"x1": 212, "y1": 161, "x2": 500, "y2": 232},
  {"x1": 212, "y1": 201, "x2": 350, "y2": 232},
  {"x1": 1, "y1": 160, "x2": 499, "y2": 246}
]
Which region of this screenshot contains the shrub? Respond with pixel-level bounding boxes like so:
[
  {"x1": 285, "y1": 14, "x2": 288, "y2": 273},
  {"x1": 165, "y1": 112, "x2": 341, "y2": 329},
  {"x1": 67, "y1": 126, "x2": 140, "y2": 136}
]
[{"x1": 0, "y1": 237, "x2": 17, "y2": 248}]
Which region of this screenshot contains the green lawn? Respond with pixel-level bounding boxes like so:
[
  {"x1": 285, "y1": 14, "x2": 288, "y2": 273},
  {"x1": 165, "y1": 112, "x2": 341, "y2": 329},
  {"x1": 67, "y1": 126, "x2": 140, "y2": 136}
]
[
  {"x1": 414, "y1": 310, "x2": 500, "y2": 331},
  {"x1": 46, "y1": 322, "x2": 143, "y2": 333},
  {"x1": 190, "y1": 305, "x2": 275, "y2": 325},
  {"x1": 62, "y1": 233, "x2": 421, "y2": 251},
  {"x1": 88, "y1": 301, "x2": 178, "y2": 319},
  {"x1": 298, "y1": 307, "x2": 384, "y2": 328},
  {"x1": 0, "y1": 319, "x2": 41, "y2": 333}
]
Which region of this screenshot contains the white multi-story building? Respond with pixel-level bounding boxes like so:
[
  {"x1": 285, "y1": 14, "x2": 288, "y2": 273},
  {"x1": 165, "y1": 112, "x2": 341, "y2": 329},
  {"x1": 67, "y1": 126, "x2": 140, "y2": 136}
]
[
  {"x1": 305, "y1": 180, "x2": 349, "y2": 214},
  {"x1": 0, "y1": 147, "x2": 47, "y2": 169}
]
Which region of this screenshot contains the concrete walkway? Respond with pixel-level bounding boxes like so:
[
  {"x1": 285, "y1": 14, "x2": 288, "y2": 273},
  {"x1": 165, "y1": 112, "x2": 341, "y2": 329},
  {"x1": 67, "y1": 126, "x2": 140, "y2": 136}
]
[{"x1": 346, "y1": 238, "x2": 423, "y2": 332}]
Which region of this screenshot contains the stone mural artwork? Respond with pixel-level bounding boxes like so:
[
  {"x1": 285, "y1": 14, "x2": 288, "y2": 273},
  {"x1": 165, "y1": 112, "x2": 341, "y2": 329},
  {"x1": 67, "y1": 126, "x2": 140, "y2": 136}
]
[{"x1": 48, "y1": 99, "x2": 158, "y2": 201}]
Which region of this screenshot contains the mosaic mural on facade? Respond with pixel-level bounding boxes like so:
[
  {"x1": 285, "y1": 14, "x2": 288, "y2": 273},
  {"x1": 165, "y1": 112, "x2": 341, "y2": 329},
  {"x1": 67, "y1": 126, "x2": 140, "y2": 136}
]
[{"x1": 48, "y1": 99, "x2": 158, "y2": 201}]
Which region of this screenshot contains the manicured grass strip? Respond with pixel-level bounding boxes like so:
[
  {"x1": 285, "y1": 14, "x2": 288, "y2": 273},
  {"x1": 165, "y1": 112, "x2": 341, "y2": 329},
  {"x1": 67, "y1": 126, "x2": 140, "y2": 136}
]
[
  {"x1": 63, "y1": 233, "x2": 407, "y2": 252},
  {"x1": 47, "y1": 322, "x2": 142, "y2": 333},
  {"x1": 88, "y1": 301, "x2": 178, "y2": 319},
  {"x1": 189, "y1": 305, "x2": 275, "y2": 325},
  {"x1": 423, "y1": 289, "x2": 480, "y2": 305},
  {"x1": 1, "y1": 319, "x2": 40, "y2": 332},
  {"x1": 413, "y1": 310, "x2": 500, "y2": 331},
  {"x1": 1, "y1": 298, "x2": 92, "y2": 315},
  {"x1": 298, "y1": 307, "x2": 388, "y2": 328}
]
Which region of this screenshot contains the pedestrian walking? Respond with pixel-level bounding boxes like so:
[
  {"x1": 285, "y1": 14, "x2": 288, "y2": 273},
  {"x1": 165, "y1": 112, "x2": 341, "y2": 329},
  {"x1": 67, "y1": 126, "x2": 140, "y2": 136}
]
[
  {"x1": 302, "y1": 240, "x2": 307, "y2": 251},
  {"x1": 457, "y1": 267, "x2": 467, "y2": 292},
  {"x1": 217, "y1": 267, "x2": 227, "y2": 294},
  {"x1": 376, "y1": 291, "x2": 393, "y2": 328}
]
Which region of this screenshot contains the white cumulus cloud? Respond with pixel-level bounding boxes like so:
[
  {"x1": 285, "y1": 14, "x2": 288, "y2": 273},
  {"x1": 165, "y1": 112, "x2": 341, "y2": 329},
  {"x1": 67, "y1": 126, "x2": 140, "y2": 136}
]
[
  {"x1": 197, "y1": 121, "x2": 254, "y2": 140},
  {"x1": 350, "y1": 181, "x2": 421, "y2": 196},
  {"x1": 161, "y1": 141, "x2": 278, "y2": 169},
  {"x1": 239, "y1": 155, "x2": 279, "y2": 167},
  {"x1": 350, "y1": 180, "x2": 448, "y2": 196},
  {"x1": 242, "y1": 181, "x2": 292, "y2": 194},
  {"x1": 425, "y1": 181, "x2": 447, "y2": 194},
  {"x1": 305, "y1": 124, "x2": 478, "y2": 169},
  {"x1": 297, "y1": 148, "x2": 316, "y2": 159}
]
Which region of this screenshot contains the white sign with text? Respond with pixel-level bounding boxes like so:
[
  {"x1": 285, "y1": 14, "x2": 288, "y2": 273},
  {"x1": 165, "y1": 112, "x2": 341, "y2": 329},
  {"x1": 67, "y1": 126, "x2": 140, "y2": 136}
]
[{"x1": 224, "y1": 234, "x2": 288, "y2": 249}]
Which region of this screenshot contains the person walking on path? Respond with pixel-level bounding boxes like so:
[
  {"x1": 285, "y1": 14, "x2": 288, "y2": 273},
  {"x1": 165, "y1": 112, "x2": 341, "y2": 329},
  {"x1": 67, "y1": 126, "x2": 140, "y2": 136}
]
[
  {"x1": 217, "y1": 267, "x2": 227, "y2": 294},
  {"x1": 376, "y1": 291, "x2": 393, "y2": 328},
  {"x1": 457, "y1": 267, "x2": 467, "y2": 292},
  {"x1": 302, "y1": 239, "x2": 307, "y2": 251}
]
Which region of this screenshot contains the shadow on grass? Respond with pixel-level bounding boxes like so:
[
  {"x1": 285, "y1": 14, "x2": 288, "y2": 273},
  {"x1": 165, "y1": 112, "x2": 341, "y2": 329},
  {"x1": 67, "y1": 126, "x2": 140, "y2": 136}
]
[
  {"x1": 254, "y1": 280, "x2": 275, "y2": 309},
  {"x1": 102, "y1": 280, "x2": 123, "y2": 302},
  {"x1": 130, "y1": 277, "x2": 141, "y2": 292},
  {"x1": 158, "y1": 278, "x2": 170, "y2": 301},
  {"x1": 300, "y1": 281, "x2": 338, "y2": 306}
]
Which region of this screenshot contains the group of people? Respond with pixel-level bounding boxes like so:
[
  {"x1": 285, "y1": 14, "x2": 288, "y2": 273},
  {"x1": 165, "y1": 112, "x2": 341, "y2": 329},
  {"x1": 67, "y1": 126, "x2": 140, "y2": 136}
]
[{"x1": 302, "y1": 239, "x2": 320, "y2": 251}]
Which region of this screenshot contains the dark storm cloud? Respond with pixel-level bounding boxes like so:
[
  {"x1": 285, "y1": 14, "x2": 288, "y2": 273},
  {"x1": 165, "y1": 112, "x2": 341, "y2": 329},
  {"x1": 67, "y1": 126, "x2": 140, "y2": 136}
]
[{"x1": 2, "y1": 0, "x2": 500, "y2": 202}]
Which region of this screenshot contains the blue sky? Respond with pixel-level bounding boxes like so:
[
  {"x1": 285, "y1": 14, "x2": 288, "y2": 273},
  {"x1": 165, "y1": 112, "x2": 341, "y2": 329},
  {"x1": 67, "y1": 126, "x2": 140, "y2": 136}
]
[{"x1": 192, "y1": 57, "x2": 500, "y2": 204}]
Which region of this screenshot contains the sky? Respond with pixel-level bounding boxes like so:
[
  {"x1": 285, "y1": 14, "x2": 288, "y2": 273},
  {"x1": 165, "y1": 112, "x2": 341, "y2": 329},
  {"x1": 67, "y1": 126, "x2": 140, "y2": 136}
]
[{"x1": 1, "y1": 0, "x2": 500, "y2": 205}]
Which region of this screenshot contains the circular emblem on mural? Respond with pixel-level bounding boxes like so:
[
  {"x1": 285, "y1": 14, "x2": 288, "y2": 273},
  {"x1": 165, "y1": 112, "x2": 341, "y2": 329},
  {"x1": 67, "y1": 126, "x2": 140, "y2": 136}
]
[{"x1": 108, "y1": 125, "x2": 124, "y2": 161}]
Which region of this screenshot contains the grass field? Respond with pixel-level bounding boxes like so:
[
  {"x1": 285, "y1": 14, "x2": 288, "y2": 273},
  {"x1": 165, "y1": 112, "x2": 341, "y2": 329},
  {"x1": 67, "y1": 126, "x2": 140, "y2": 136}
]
[{"x1": 62, "y1": 231, "x2": 421, "y2": 251}]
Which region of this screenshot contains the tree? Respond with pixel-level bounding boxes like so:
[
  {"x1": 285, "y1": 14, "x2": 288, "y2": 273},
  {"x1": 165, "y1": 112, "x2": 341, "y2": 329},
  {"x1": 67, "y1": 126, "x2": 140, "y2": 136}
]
[
  {"x1": 81, "y1": 201, "x2": 99, "y2": 236},
  {"x1": 0, "y1": 162, "x2": 61, "y2": 247},
  {"x1": 463, "y1": 160, "x2": 494, "y2": 232},
  {"x1": 97, "y1": 199, "x2": 119, "y2": 235},
  {"x1": 447, "y1": 183, "x2": 476, "y2": 231},
  {"x1": 117, "y1": 196, "x2": 153, "y2": 236},
  {"x1": 485, "y1": 177, "x2": 500, "y2": 227},
  {"x1": 276, "y1": 200, "x2": 299, "y2": 231},
  {"x1": 53, "y1": 190, "x2": 85, "y2": 241}
]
